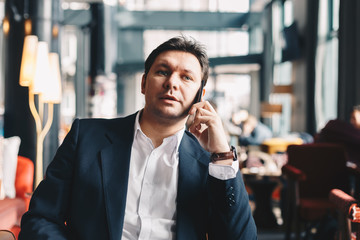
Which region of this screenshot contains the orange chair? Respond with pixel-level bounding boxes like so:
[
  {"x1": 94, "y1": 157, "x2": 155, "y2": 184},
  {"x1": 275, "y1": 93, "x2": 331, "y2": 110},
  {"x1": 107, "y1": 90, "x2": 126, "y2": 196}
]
[
  {"x1": 282, "y1": 143, "x2": 350, "y2": 240},
  {"x1": 14, "y1": 156, "x2": 34, "y2": 211},
  {"x1": 0, "y1": 156, "x2": 34, "y2": 239}
]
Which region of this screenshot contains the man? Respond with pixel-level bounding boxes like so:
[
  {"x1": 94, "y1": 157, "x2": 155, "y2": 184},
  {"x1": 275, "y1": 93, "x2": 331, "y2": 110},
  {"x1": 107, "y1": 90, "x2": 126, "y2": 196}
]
[
  {"x1": 350, "y1": 105, "x2": 360, "y2": 129},
  {"x1": 316, "y1": 105, "x2": 360, "y2": 199},
  {"x1": 316, "y1": 105, "x2": 360, "y2": 166},
  {"x1": 238, "y1": 115, "x2": 272, "y2": 146},
  {"x1": 19, "y1": 36, "x2": 257, "y2": 240}
]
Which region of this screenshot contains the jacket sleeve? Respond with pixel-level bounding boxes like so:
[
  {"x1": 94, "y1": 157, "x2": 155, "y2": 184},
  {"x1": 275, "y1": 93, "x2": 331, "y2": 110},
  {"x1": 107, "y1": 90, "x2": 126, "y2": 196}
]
[
  {"x1": 19, "y1": 119, "x2": 80, "y2": 240},
  {"x1": 207, "y1": 171, "x2": 257, "y2": 240}
]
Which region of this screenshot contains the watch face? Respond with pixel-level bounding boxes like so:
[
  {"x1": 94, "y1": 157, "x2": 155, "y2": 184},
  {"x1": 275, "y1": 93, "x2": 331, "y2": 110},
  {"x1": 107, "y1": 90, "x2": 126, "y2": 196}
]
[{"x1": 231, "y1": 146, "x2": 238, "y2": 161}]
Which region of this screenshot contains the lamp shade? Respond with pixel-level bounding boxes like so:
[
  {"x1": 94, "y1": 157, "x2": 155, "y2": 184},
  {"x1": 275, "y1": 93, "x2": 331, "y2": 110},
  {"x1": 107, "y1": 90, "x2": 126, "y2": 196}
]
[
  {"x1": 32, "y1": 42, "x2": 51, "y2": 94},
  {"x1": 43, "y1": 53, "x2": 62, "y2": 103},
  {"x1": 19, "y1": 35, "x2": 38, "y2": 87}
]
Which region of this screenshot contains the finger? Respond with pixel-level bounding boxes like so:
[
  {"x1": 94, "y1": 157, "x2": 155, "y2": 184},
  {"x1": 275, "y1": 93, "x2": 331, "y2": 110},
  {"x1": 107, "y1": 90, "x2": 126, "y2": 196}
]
[
  {"x1": 189, "y1": 108, "x2": 203, "y2": 132},
  {"x1": 196, "y1": 107, "x2": 214, "y2": 117},
  {"x1": 191, "y1": 116, "x2": 214, "y2": 134},
  {"x1": 191, "y1": 108, "x2": 217, "y2": 126},
  {"x1": 188, "y1": 101, "x2": 207, "y2": 115},
  {"x1": 202, "y1": 101, "x2": 217, "y2": 113},
  {"x1": 188, "y1": 121, "x2": 202, "y2": 138},
  {"x1": 189, "y1": 122, "x2": 209, "y2": 141}
]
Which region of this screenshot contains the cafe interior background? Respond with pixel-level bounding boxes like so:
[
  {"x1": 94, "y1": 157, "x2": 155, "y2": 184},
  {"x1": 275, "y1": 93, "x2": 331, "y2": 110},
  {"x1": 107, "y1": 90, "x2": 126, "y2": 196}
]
[{"x1": 0, "y1": 0, "x2": 360, "y2": 239}]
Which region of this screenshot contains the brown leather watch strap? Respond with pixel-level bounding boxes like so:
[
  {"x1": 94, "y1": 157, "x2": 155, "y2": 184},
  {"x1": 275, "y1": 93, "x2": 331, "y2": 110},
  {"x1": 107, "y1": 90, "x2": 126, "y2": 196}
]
[{"x1": 211, "y1": 146, "x2": 237, "y2": 162}]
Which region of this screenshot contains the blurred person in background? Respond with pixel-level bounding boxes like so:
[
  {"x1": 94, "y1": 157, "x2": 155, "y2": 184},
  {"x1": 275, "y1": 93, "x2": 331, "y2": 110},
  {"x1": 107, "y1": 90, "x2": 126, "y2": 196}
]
[
  {"x1": 350, "y1": 105, "x2": 360, "y2": 129},
  {"x1": 316, "y1": 105, "x2": 360, "y2": 198},
  {"x1": 238, "y1": 115, "x2": 273, "y2": 147}
]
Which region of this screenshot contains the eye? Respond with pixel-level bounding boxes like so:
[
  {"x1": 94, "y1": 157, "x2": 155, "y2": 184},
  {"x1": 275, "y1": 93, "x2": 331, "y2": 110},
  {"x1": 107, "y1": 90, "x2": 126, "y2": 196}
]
[
  {"x1": 157, "y1": 70, "x2": 168, "y2": 76},
  {"x1": 183, "y1": 75, "x2": 192, "y2": 81}
]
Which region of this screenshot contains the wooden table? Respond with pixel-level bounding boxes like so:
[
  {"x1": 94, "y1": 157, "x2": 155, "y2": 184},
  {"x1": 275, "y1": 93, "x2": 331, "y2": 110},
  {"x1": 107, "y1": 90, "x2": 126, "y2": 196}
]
[
  {"x1": 261, "y1": 138, "x2": 303, "y2": 154},
  {"x1": 242, "y1": 168, "x2": 282, "y2": 229}
]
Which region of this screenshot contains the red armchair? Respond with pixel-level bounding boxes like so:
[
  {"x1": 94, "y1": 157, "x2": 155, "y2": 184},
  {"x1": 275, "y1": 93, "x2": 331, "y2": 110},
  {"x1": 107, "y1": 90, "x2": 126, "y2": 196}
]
[
  {"x1": 329, "y1": 189, "x2": 360, "y2": 240},
  {"x1": 0, "y1": 156, "x2": 34, "y2": 239},
  {"x1": 282, "y1": 143, "x2": 350, "y2": 240}
]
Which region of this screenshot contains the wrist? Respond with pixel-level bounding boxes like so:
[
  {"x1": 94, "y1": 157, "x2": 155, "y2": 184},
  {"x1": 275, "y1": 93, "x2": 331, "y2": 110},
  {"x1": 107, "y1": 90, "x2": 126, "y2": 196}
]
[
  {"x1": 210, "y1": 146, "x2": 237, "y2": 163},
  {"x1": 212, "y1": 159, "x2": 233, "y2": 166}
]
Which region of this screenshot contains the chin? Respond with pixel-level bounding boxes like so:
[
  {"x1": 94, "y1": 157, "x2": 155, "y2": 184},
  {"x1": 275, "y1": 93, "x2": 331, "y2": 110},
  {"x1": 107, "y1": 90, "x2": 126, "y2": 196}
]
[{"x1": 154, "y1": 107, "x2": 188, "y2": 121}]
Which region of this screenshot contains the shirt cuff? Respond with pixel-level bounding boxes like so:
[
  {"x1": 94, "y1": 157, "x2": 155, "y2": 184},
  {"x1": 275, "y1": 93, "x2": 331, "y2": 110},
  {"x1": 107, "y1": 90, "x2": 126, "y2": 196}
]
[{"x1": 209, "y1": 160, "x2": 239, "y2": 180}]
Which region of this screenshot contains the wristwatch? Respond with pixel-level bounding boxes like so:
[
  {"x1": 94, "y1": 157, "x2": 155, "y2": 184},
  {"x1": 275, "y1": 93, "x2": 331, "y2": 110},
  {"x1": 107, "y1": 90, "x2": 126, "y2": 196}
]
[{"x1": 210, "y1": 146, "x2": 237, "y2": 162}]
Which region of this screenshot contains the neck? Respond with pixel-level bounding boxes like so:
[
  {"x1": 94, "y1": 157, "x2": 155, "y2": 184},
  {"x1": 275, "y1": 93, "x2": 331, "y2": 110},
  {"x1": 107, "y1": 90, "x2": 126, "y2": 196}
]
[{"x1": 139, "y1": 109, "x2": 187, "y2": 148}]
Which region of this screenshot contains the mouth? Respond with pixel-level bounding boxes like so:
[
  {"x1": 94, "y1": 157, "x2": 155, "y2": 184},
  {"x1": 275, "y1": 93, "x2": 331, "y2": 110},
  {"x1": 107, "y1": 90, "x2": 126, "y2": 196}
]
[{"x1": 160, "y1": 95, "x2": 179, "y2": 102}]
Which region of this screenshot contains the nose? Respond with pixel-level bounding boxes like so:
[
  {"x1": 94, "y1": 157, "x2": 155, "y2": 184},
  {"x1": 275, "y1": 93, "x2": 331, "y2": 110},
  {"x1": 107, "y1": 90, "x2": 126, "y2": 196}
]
[{"x1": 163, "y1": 73, "x2": 179, "y2": 90}]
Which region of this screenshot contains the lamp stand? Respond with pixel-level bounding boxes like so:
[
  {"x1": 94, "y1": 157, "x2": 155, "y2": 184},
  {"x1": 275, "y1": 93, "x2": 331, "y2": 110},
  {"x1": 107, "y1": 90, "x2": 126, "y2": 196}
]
[
  {"x1": 29, "y1": 90, "x2": 54, "y2": 187},
  {"x1": 20, "y1": 37, "x2": 62, "y2": 188}
]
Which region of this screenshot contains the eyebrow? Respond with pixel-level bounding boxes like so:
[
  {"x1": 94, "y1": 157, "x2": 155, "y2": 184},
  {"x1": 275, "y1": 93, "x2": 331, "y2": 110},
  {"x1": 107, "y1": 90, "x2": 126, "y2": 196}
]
[
  {"x1": 155, "y1": 63, "x2": 171, "y2": 69},
  {"x1": 154, "y1": 61, "x2": 197, "y2": 77}
]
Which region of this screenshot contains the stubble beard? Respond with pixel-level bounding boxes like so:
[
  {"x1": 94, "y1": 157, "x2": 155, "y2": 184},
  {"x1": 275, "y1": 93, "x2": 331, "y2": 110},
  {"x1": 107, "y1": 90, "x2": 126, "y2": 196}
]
[{"x1": 149, "y1": 102, "x2": 192, "y2": 125}]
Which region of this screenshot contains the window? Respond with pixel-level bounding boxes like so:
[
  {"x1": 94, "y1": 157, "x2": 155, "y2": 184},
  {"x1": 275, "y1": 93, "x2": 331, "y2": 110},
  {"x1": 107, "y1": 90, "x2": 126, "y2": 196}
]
[
  {"x1": 314, "y1": 0, "x2": 339, "y2": 130},
  {"x1": 269, "y1": 0, "x2": 293, "y2": 136},
  {"x1": 143, "y1": 30, "x2": 249, "y2": 58}
]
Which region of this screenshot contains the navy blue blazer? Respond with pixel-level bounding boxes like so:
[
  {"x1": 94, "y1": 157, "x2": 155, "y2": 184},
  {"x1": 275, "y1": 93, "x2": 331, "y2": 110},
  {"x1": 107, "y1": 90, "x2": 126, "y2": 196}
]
[{"x1": 19, "y1": 113, "x2": 257, "y2": 240}]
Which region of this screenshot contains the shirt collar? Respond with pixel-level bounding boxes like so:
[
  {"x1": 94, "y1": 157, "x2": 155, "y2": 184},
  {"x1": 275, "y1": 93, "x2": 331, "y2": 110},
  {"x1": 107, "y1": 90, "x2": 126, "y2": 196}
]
[{"x1": 133, "y1": 110, "x2": 185, "y2": 151}]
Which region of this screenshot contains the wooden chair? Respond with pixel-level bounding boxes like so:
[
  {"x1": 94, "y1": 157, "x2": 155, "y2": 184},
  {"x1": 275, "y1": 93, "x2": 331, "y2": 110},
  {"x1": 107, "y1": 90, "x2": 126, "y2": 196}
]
[{"x1": 282, "y1": 143, "x2": 350, "y2": 240}]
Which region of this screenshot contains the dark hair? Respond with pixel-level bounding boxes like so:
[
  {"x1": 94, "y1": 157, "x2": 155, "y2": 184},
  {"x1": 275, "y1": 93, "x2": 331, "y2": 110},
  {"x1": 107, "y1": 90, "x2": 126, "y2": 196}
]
[
  {"x1": 353, "y1": 105, "x2": 360, "y2": 112},
  {"x1": 144, "y1": 36, "x2": 209, "y2": 85}
]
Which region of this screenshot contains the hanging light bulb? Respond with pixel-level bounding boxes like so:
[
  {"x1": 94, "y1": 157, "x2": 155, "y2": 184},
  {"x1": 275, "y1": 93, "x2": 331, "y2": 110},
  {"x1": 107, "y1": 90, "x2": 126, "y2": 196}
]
[
  {"x1": 24, "y1": 18, "x2": 32, "y2": 35},
  {"x1": 2, "y1": 16, "x2": 10, "y2": 35}
]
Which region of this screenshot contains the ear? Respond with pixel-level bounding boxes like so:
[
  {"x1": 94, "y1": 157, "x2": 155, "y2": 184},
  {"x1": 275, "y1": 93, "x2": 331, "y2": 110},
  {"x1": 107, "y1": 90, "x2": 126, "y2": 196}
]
[
  {"x1": 202, "y1": 88, "x2": 206, "y2": 98},
  {"x1": 141, "y1": 74, "x2": 146, "y2": 94}
]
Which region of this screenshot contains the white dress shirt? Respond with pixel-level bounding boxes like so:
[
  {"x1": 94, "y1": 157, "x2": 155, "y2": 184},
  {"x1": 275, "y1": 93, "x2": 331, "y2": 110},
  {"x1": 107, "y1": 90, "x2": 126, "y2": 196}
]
[{"x1": 122, "y1": 112, "x2": 239, "y2": 240}]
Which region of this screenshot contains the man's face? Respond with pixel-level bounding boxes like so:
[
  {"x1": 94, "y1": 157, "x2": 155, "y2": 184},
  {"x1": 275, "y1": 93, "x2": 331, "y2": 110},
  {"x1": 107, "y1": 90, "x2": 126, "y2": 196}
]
[
  {"x1": 350, "y1": 110, "x2": 360, "y2": 129},
  {"x1": 141, "y1": 50, "x2": 203, "y2": 122}
]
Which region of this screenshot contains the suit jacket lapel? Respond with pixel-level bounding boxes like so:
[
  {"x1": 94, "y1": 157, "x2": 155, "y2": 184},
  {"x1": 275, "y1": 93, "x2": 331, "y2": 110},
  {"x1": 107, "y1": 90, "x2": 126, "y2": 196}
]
[
  {"x1": 176, "y1": 132, "x2": 210, "y2": 240},
  {"x1": 100, "y1": 113, "x2": 137, "y2": 240}
]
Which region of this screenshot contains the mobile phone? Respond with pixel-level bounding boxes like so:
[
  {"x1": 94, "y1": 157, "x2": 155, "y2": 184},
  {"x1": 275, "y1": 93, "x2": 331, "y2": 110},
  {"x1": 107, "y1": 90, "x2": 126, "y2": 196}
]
[{"x1": 195, "y1": 80, "x2": 205, "y2": 103}]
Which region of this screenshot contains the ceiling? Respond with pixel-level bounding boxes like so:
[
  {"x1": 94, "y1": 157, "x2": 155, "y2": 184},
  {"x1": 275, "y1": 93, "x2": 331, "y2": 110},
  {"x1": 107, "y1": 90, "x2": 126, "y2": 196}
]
[{"x1": 61, "y1": 0, "x2": 271, "y2": 11}]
